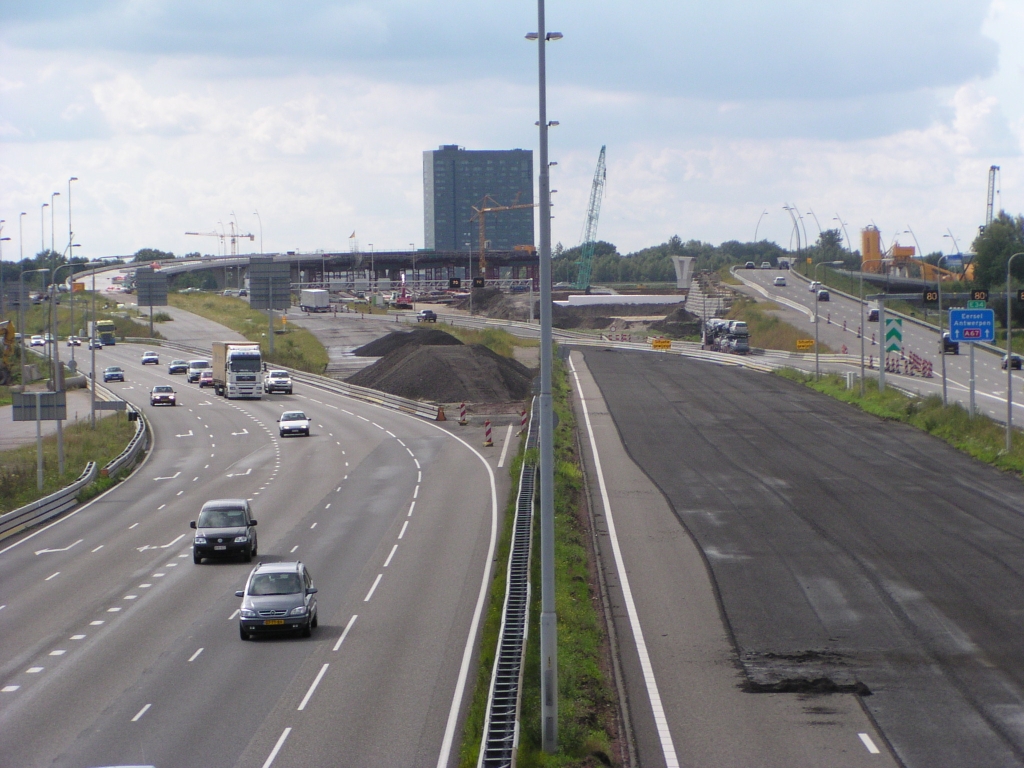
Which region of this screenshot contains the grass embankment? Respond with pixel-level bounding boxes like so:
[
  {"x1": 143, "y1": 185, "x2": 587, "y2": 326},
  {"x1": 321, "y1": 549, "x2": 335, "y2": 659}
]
[
  {"x1": 446, "y1": 326, "x2": 539, "y2": 358},
  {"x1": 3, "y1": 294, "x2": 158, "y2": 341},
  {"x1": 0, "y1": 412, "x2": 138, "y2": 514},
  {"x1": 168, "y1": 293, "x2": 329, "y2": 373},
  {"x1": 726, "y1": 296, "x2": 833, "y2": 353},
  {"x1": 778, "y1": 369, "x2": 1024, "y2": 474},
  {"x1": 459, "y1": 358, "x2": 618, "y2": 767}
]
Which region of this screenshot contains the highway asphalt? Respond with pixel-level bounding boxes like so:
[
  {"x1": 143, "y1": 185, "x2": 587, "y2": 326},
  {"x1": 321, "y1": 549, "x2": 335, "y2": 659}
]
[
  {"x1": 0, "y1": 340, "x2": 512, "y2": 767},
  {"x1": 575, "y1": 346, "x2": 1024, "y2": 768}
]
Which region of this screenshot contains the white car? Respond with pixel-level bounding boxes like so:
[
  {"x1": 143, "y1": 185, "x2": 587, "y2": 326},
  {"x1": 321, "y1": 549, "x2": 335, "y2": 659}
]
[
  {"x1": 141, "y1": 351, "x2": 159, "y2": 365},
  {"x1": 773, "y1": 276, "x2": 786, "y2": 287},
  {"x1": 265, "y1": 369, "x2": 293, "y2": 394},
  {"x1": 808, "y1": 281, "x2": 821, "y2": 292},
  {"x1": 29, "y1": 335, "x2": 45, "y2": 347},
  {"x1": 278, "y1": 411, "x2": 310, "y2": 437}
]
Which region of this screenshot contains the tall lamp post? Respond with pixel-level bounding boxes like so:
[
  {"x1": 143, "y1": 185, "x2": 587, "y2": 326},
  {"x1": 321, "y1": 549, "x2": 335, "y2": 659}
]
[
  {"x1": 859, "y1": 258, "x2": 886, "y2": 396},
  {"x1": 527, "y1": 9, "x2": 562, "y2": 752},
  {"x1": 0, "y1": 220, "x2": 7, "y2": 315},
  {"x1": 814, "y1": 260, "x2": 845, "y2": 378},
  {"x1": 1006, "y1": 252, "x2": 1024, "y2": 451},
  {"x1": 253, "y1": 210, "x2": 263, "y2": 290},
  {"x1": 833, "y1": 214, "x2": 852, "y2": 252},
  {"x1": 754, "y1": 209, "x2": 768, "y2": 242},
  {"x1": 67, "y1": 176, "x2": 78, "y2": 362}
]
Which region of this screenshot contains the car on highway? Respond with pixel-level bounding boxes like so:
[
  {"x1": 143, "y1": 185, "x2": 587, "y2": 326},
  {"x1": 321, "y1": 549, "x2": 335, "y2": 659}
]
[
  {"x1": 167, "y1": 359, "x2": 188, "y2": 374},
  {"x1": 817, "y1": 290, "x2": 830, "y2": 302},
  {"x1": 238, "y1": 288, "x2": 248, "y2": 297},
  {"x1": 744, "y1": 261, "x2": 755, "y2": 269},
  {"x1": 808, "y1": 281, "x2": 821, "y2": 292},
  {"x1": 150, "y1": 385, "x2": 177, "y2": 406},
  {"x1": 190, "y1": 499, "x2": 258, "y2": 563},
  {"x1": 66, "y1": 335, "x2": 81, "y2": 347},
  {"x1": 773, "y1": 276, "x2": 786, "y2": 287},
  {"x1": 141, "y1": 351, "x2": 159, "y2": 365},
  {"x1": 88, "y1": 337, "x2": 103, "y2": 350},
  {"x1": 417, "y1": 309, "x2": 438, "y2": 322},
  {"x1": 236, "y1": 561, "x2": 317, "y2": 640},
  {"x1": 187, "y1": 359, "x2": 211, "y2": 383},
  {"x1": 198, "y1": 370, "x2": 214, "y2": 388},
  {"x1": 1002, "y1": 354, "x2": 1023, "y2": 370},
  {"x1": 940, "y1": 332, "x2": 960, "y2": 355},
  {"x1": 29, "y1": 334, "x2": 45, "y2": 347},
  {"x1": 265, "y1": 369, "x2": 293, "y2": 394},
  {"x1": 760, "y1": 261, "x2": 772, "y2": 269},
  {"x1": 103, "y1": 366, "x2": 125, "y2": 382},
  {"x1": 279, "y1": 410, "x2": 311, "y2": 437},
  {"x1": 868, "y1": 308, "x2": 880, "y2": 322}
]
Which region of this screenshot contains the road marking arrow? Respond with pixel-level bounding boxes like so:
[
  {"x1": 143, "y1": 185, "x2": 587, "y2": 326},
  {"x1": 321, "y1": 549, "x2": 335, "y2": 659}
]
[
  {"x1": 35, "y1": 539, "x2": 83, "y2": 556},
  {"x1": 231, "y1": 428, "x2": 249, "y2": 436},
  {"x1": 161, "y1": 533, "x2": 186, "y2": 549},
  {"x1": 176, "y1": 430, "x2": 193, "y2": 438},
  {"x1": 154, "y1": 471, "x2": 181, "y2": 481},
  {"x1": 226, "y1": 467, "x2": 252, "y2": 478}
]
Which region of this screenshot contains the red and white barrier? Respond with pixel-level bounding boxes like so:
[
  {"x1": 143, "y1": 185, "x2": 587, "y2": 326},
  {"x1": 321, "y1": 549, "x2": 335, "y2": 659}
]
[
  {"x1": 458, "y1": 402, "x2": 467, "y2": 426},
  {"x1": 483, "y1": 420, "x2": 494, "y2": 447}
]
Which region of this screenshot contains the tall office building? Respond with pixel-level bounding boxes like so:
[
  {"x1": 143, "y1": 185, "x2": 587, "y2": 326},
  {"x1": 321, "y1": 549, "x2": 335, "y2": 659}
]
[{"x1": 423, "y1": 145, "x2": 534, "y2": 252}]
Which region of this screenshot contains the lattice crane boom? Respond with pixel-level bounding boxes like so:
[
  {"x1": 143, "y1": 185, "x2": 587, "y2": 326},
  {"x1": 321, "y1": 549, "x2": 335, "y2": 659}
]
[
  {"x1": 573, "y1": 145, "x2": 606, "y2": 291},
  {"x1": 470, "y1": 194, "x2": 537, "y2": 273}
]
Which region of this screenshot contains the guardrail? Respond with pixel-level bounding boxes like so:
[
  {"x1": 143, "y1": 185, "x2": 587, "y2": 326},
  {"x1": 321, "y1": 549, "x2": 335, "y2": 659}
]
[
  {"x1": 479, "y1": 401, "x2": 537, "y2": 767},
  {"x1": 0, "y1": 462, "x2": 97, "y2": 538},
  {"x1": 103, "y1": 404, "x2": 148, "y2": 478}
]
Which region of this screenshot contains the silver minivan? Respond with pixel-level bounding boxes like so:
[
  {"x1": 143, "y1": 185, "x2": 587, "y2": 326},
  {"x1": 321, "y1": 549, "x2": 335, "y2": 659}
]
[{"x1": 187, "y1": 359, "x2": 211, "y2": 383}]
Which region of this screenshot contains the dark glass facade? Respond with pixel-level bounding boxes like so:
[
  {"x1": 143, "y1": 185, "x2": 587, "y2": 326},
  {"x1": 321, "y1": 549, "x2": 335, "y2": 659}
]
[{"x1": 423, "y1": 145, "x2": 534, "y2": 252}]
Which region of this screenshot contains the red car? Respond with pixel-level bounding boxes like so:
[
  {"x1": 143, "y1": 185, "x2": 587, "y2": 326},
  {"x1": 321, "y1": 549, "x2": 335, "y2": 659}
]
[{"x1": 199, "y1": 370, "x2": 214, "y2": 388}]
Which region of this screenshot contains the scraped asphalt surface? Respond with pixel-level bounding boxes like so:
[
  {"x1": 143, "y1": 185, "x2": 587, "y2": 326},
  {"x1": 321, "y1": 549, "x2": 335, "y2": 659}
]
[{"x1": 580, "y1": 347, "x2": 1024, "y2": 768}]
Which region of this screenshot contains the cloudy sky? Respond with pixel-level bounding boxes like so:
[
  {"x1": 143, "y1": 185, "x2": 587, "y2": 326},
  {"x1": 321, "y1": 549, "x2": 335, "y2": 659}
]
[{"x1": 1, "y1": 1, "x2": 1021, "y2": 261}]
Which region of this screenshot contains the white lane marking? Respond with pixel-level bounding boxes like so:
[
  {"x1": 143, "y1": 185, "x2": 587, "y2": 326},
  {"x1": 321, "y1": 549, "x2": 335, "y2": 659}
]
[
  {"x1": 188, "y1": 648, "x2": 204, "y2": 662},
  {"x1": 497, "y1": 425, "x2": 514, "y2": 467},
  {"x1": 44, "y1": 572, "x2": 60, "y2": 581},
  {"x1": 413, "y1": 485, "x2": 419, "y2": 499},
  {"x1": 310, "y1": 522, "x2": 317, "y2": 529},
  {"x1": 357, "y1": 415, "x2": 369, "y2": 422},
  {"x1": 364, "y1": 574, "x2": 383, "y2": 602},
  {"x1": 89, "y1": 620, "x2": 104, "y2": 626},
  {"x1": 297, "y1": 663, "x2": 330, "y2": 711},
  {"x1": 91, "y1": 545, "x2": 104, "y2": 552},
  {"x1": 35, "y1": 539, "x2": 84, "y2": 555},
  {"x1": 383, "y1": 544, "x2": 398, "y2": 567},
  {"x1": 398, "y1": 521, "x2": 409, "y2": 539},
  {"x1": 570, "y1": 355, "x2": 680, "y2": 767},
  {"x1": 176, "y1": 491, "x2": 184, "y2": 496},
  {"x1": 26, "y1": 667, "x2": 43, "y2": 674},
  {"x1": 396, "y1": 439, "x2": 405, "y2": 446},
  {"x1": 107, "y1": 607, "x2": 121, "y2": 613},
  {"x1": 49, "y1": 650, "x2": 66, "y2": 656},
  {"x1": 0, "y1": 605, "x2": 4, "y2": 611},
  {"x1": 333, "y1": 615, "x2": 358, "y2": 651},
  {"x1": 140, "y1": 583, "x2": 152, "y2": 588},
  {"x1": 124, "y1": 595, "x2": 137, "y2": 600},
  {"x1": 204, "y1": 464, "x2": 209, "y2": 469},
  {"x1": 192, "y1": 476, "x2": 199, "y2": 482},
  {"x1": 311, "y1": 398, "x2": 323, "y2": 404},
  {"x1": 129, "y1": 523, "x2": 139, "y2": 529},
  {"x1": 290, "y1": 545, "x2": 299, "y2": 553},
  {"x1": 859, "y1": 733, "x2": 881, "y2": 754},
  {"x1": 414, "y1": 458, "x2": 420, "y2": 469},
  {"x1": 165, "y1": 562, "x2": 177, "y2": 567},
  {"x1": 2, "y1": 685, "x2": 19, "y2": 692},
  {"x1": 131, "y1": 703, "x2": 151, "y2": 722},
  {"x1": 159, "y1": 534, "x2": 185, "y2": 549},
  {"x1": 231, "y1": 428, "x2": 249, "y2": 436},
  {"x1": 70, "y1": 634, "x2": 85, "y2": 640},
  {"x1": 157, "y1": 504, "x2": 166, "y2": 510},
  {"x1": 386, "y1": 430, "x2": 395, "y2": 437},
  {"x1": 262, "y1": 727, "x2": 292, "y2": 768},
  {"x1": 406, "y1": 447, "x2": 414, "y2": 457},
  {"x1": 336, "y1": 486, "x2": 341, "y2": 492},
  {"x1": 417, "y1": 471, "x2": 421, "y2": 483},
  {"x1": 342, "y1": 409, "x2": 352, "y2": 415},
  {"x1": 229, "y1": 609, "x2": 240, "y2": 620},
  {"x1": 408, "y1": 501, "x2": 415, "y2": 517},
  {"x1": 155, "y1": 471, "x2": 182, "y2": 480},
  {"x1": 175, "y1": 429, "x2": 194, "y2": 437},
  {"x1": 153, "y1": 573, "x2": 165, "y2": 578}
]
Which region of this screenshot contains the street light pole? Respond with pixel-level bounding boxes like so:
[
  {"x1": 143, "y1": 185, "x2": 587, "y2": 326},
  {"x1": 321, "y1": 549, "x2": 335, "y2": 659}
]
[
  {"x1": 814, "y1": 260, "x2": 844, "y2": 379},
  {"x1": 68, "y1": 176, "x2": 78, "y2": 363},
  {"x1": 859, "y1": 258, "x2": 885, "y2": 397},
  {"x1": 19, "y1": 268, "x2": 48, "y2": 386},
  {"x1": 1006, "y1": 252, "x2": 1024, "y2": 452},
  {"x1": 754, "y1": 209, "x2": 768, "y2": 242}
]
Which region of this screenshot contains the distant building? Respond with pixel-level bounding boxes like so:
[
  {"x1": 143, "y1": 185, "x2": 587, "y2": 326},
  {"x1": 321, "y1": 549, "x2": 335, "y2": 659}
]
[{"x1": 423, "y1": 144, "x2": 534, "y2": 252}]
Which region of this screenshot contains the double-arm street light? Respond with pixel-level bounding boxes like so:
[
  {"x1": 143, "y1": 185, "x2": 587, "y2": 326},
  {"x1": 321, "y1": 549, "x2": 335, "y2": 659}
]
[
  {"x1": 815, "y1": 260, "x2": 845, "y2": 379},
  {"x1": 1006, "y1": 252, "x2": 1024, "y2": 451}
]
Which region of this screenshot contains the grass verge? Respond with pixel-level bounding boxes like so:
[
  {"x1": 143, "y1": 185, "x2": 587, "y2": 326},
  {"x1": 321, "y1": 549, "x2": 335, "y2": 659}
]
[
  {"x1": 446, "y1": 326, "x2": 539, "y2": 359},
  {"x1": 459, "y1": 358, "x2": 618, "y2": 767},
  {"x1": 777, "y1": 368, "x2": 1024, "y2": 474},
  {"x1": 168, "y1": 293, "x2": 329, "y2": 373},
  {"x1": 726, "y1": 296, "x2": 834, "y2": 353},
  {"x1": 0, "y1": 412, "x2": 138, "y2": 514}
]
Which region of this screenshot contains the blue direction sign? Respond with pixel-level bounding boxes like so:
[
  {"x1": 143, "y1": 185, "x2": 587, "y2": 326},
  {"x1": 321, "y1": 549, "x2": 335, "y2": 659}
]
[{"x1": 949, "y1": 308, "x2": 995, "y2": 342}]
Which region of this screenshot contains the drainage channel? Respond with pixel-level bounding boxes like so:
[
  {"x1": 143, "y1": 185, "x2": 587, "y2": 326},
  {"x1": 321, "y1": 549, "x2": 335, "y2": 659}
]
[{"x1": 478, "y1": 403, "x2": 538, "y2": 768}]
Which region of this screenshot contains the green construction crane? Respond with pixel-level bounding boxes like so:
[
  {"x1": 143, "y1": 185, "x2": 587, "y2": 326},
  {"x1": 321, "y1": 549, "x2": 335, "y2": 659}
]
[{"x1": 573, "y1": 145, "x2": 606, "y2": 291}]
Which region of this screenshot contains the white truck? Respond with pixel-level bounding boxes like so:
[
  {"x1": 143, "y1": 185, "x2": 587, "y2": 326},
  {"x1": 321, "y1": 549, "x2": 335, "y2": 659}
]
[
  {"x1": 211, "y1": 341, "x2": 263, "y2": 399},
  {"x1": 299, "y1": 289, "x2": 330, "y2": 313}
]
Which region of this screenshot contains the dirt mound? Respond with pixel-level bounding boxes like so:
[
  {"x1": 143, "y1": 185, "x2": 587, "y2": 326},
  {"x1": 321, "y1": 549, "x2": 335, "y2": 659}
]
[
  {"x1": 353, "y1": 328, "x2": 462, "y2": 357},
  {"x1": 649, "y1": 306, "x2": 702, "y2": 339},
  {"x1": 347, "y1": 344, "x2": 534, "y2": 403}
]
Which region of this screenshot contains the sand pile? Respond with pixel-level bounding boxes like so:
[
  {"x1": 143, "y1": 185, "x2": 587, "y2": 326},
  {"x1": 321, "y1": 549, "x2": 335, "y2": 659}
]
[
  {"x1": 348, "y1": 344, "x2": 534, "y2": 403},
  {"x1": 353, "y1": 328, "x2": 463, "y2": 357},
  {"x1": 649, "y1": 307, "x2": 702, "y2": 338}
]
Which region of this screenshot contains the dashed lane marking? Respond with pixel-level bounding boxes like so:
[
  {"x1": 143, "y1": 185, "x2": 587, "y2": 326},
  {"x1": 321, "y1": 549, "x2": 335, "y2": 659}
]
[
  {"x1": 131, "y1": 703, "x2": 151, "y2": 722},
  {"x1": 364, "y1": 574, "x2": 382, "y2": 602}
]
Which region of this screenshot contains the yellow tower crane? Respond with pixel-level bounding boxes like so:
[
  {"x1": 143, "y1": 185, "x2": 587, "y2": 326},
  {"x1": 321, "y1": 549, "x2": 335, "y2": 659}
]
[{"x1": 470, "y1": 195, "x2": 538, "y2": 273}]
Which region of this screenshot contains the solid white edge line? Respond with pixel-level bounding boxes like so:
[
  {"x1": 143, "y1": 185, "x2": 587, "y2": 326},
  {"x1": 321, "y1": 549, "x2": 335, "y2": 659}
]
[
  {"x1": 363, "y1": 573, "x2": 383, "y2": 602},
  {"x1": 333, "y1": 614, "x2": 358, "y2": 651},
  {"x1": 432, "y1": 423, "x2": 498, "y2": 768},
  {"x1": 859, "y1": 732, "x2": 881, "y2": 754},
  {"x1": 569, "y1": 354, "x2": 681, "y2": 768},
  {"x1": 497, "y1": 424, "x2": 514, "y2": 468},
  {"x1": 131, "y1": 703, "x2": 151, "y2": 722},
  {"x1": 261, "y1": 726, "x2": 292, "y2": 768},
  {"x1": 384, "y1": 544, "x2": 398, "y2": 567},
  {"x1": 297, "y1": 663, "x2": 330, "y2": 711}
]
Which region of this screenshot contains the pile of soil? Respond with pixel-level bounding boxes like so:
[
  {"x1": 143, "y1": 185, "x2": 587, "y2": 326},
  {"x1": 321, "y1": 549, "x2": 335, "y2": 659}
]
[
  {"x1": 353, "y1": 328, "x2": 462, "y2": 357},
  {"x1": 649, "y1": 306, "x2": 702, "y2": 339},
  {"x1": 348, "y1": 344, "x2": 534, "y2": 403}
]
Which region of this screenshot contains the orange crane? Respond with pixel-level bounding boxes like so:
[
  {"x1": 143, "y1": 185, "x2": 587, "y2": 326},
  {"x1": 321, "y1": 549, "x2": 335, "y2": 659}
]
[{"x1": 470, "y1": 195, "x2": 537, "y2": 273}]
